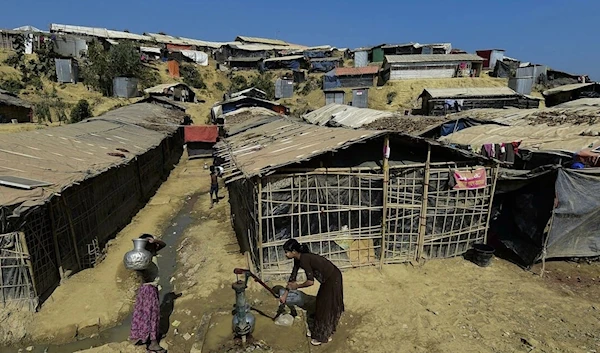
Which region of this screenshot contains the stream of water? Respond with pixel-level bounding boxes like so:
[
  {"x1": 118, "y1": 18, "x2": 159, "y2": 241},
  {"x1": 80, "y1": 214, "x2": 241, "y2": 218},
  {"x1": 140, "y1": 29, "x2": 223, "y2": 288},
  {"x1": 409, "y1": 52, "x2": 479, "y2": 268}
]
[{"x1": 0, "y1": 193, "x2": 200, "y2": 353}]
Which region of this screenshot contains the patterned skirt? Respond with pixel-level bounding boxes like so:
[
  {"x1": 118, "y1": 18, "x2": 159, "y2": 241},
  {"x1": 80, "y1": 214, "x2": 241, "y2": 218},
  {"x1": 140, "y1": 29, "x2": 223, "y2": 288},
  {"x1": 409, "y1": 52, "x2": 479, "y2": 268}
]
[{"x1": 130, "y1": 283, "x2": 160, "y2": 342}]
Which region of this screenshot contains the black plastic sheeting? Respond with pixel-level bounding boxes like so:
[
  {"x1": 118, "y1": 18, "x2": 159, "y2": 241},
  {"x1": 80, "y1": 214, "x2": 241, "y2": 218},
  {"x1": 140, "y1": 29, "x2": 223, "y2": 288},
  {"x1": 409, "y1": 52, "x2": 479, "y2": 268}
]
[
  {"x1": 545, "y1": 169, "x2": 600, "y2": 259},
  {"x1": 489, "y1": 167, "x2": 557, "y2": 266},
  {"x1": 310, "y1": 61, "x2": 337, "y2": 73}
]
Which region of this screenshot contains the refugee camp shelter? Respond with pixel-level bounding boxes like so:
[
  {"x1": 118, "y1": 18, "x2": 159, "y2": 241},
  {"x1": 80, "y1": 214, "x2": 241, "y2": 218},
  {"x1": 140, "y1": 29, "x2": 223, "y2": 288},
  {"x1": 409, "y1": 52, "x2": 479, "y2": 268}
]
[
  {"x1": 475, "y1": 49, "x2": 505, "y2": 70},
  {"x1": 0, "y1": 89, "x2": 33, "y2": 123},
  {"x1": 303, "y1": 103, "x2": 397, "y2": 128},
  {"x1": 382, "y1": 54, "x2": 484, "y2": 81},
  {"x1": 55, "y1": 58, "x2": 79, "y2": 84},
  {"x1": 226, "y1": 56, "x2": 263, "y2": 70},
  {"x1": 184, "y1": 125, "x2": 219, "y2": 159},
  {"x1": 230, "y1": 87, "x2": 268, "y2": 100},
  {"x1": 211, "y1": 96, "x2": 288, "y2": 122},
  {"x1": 0, "y1": 103, "x2": 185, "y2": 309},
  {"x1": 418, "y1": 87, "x2": 540, "y2": 115},
  {"x1": 144, "y1": 83, "x2": 196, "y2": 102},
  {"x1": 263, "y1": 55, "x2": 306, "y2": 70},
  {"x1": 112, "y1": 77, "x2": 139, "y2": 98},
  {"x1": 324, "y1": 66, "x2": 380, "y2": 89},
  {"x1": 542, "y1": 83, "x2": 600, "y2": 107},
  {"x1": 215, "y1": 118, "x2": 498, "y2": 277}
]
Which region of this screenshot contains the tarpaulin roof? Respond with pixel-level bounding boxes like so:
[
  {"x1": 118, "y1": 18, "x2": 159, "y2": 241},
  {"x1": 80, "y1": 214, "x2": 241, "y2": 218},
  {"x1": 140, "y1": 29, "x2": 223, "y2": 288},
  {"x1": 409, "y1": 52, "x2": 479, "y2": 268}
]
[
  {"x1": 542, "y1": 83, "x2": 595, "y2": 96},
  {"x1": 50, "y1": 23, "x2": 152, "y2": 41},
  {"x1": 263, "y1": 55, "x2": 305, "y2": 62},
  {"x1": 214, "y1": 119, "x2": 386, "y2": 181},
  {"x1": 303, "y1": 103, "x2": 396, "y2": 128},
  {"x1": 184, "y1": 125, "x2": 219, "y2": 143},
  {"x1": 0, "y1": 103, "x2": 184, "y2": 211},
  {"x1": 235, "y1": 35, "x2": 293, "y2": 46},
  {"x1": 0, "y1": 89, "x2": 32, "y2": 108},
  {"x1": 438, "y1": 105, "x2": 600, "y2": 153}
]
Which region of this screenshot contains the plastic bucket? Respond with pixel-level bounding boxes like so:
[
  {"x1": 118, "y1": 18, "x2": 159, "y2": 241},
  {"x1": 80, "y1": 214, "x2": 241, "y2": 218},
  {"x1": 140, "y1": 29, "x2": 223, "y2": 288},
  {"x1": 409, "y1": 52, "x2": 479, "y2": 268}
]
[{"x1": 472, "y1": 244, "x2": 495, "y2": 267}]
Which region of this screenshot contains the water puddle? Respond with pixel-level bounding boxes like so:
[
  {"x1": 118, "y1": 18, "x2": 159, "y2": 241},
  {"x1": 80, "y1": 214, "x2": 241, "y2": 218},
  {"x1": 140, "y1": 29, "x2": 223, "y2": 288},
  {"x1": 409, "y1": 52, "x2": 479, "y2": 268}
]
[{"x1": 0, "y1": 193, "x2": 200, "y2": 353}]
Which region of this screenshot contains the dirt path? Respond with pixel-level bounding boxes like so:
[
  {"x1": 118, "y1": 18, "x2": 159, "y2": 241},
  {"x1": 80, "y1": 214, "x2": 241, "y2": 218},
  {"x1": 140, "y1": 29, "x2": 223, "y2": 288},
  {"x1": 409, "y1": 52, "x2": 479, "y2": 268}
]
[
  {"x1": 77, "y1": 184, "x2": 600, "y2": 353},
  {"x1": 4, "y1": 156, "x2": 214, "y2": 346}
]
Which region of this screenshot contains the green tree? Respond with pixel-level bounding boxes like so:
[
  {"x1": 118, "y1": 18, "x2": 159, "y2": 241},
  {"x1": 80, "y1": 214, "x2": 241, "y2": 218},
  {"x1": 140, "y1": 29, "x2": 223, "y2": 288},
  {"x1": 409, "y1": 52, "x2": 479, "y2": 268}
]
[
  {"x1": 70, "y1": 99, "x2": 92, "y2": 123},
  {"x1": 180, "y1": 63, "x2": 206, "y2": 89},
  {"x1": 81, "y1": 40, "x2": 154, "y2": 96}
]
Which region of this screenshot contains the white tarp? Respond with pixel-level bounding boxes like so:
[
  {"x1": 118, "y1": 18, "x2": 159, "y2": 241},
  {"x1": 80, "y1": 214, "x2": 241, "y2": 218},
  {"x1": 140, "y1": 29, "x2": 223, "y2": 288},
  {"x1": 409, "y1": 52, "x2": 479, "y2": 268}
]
[
  {"x1": 179, "y1": 50, "x2": 208, "y2": 66},
  {"x1": 140, "y1": 46, "x2": 161, "y2": 54}
]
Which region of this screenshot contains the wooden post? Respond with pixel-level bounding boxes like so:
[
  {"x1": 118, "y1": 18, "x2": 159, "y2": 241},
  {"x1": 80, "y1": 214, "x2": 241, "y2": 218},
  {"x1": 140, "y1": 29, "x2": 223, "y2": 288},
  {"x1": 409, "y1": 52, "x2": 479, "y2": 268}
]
[
  {"x1": 257, "y1": 181, "x2": 264, "y2": 280},
  {"x1": 48, "y1": 202, "x2": 65, "y2": 280},
  {"x1": 417, "y1": 145, "x2": 432, "y2": 262},
  {"x1": 541, "y1": 196, "x2": 558, "y2": 278},
  {"x1": 18, "y1": 231, "x2": 38, "y2": 301},
  {"x1": 62, "y1": 198, "x2": 82, "y2": 270},
  {"x1": 379, "y1": 135, "x2": 390, "y2": 268},
  {"x1": 483, "y1": 166, "x2": 500, "y2": 244}
]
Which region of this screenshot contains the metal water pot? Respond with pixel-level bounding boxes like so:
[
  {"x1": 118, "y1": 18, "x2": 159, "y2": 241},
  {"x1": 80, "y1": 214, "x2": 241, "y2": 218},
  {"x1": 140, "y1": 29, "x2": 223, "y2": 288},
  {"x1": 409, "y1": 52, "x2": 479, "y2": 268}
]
[{"x1": 123, "y1": 238, "x2": 152, "y2": 270}]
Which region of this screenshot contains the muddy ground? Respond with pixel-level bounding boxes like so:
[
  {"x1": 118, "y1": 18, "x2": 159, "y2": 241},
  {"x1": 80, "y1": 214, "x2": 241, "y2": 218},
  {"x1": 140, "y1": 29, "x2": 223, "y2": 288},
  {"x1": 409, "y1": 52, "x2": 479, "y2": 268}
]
[{"x1": 2, "y1": 156, "x2": 600, "y2": 353}]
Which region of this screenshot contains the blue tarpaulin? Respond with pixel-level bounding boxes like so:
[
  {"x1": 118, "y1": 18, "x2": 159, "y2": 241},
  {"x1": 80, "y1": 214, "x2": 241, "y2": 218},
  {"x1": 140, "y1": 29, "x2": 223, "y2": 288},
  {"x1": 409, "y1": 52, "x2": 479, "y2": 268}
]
[
  {"x1": 304, "y1": 51, "x2": 327, "y2": 59},
  {"x1": 322, "y1": 70, "x2": 341, "y2": 89},
  {"x1": 311, "y1": 61, "x2": 337, "y2": 73}
]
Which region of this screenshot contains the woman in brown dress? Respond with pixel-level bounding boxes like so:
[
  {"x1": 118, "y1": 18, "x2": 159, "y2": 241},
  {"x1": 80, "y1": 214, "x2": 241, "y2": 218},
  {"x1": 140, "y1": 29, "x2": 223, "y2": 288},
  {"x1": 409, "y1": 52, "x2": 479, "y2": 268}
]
[{"x1": 280, "y1": 239, "x2": 344, "y2": 346}]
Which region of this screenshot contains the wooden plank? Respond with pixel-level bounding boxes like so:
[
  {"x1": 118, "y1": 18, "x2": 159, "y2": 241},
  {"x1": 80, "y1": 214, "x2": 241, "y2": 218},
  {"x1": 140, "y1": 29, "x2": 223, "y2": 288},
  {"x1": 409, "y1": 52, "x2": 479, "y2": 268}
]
[{"x1": 379, "y1": 134, "x2": 390, "y2": 268}]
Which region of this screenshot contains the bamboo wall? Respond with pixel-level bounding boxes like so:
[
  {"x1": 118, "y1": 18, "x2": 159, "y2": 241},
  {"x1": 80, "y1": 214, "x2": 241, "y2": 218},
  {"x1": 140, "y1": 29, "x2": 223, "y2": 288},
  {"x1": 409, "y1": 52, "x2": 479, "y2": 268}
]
[
  {"x1": 0, "y1": 131, "x2": 183, "y2": 309},
  {"x1": 240, "y1": 162, "x2": 498, "y2": 278}
]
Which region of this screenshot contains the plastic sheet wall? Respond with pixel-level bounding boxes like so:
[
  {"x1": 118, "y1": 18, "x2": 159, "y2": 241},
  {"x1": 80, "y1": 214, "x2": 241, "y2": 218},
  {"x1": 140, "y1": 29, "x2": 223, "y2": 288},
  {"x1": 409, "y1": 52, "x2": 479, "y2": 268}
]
[
  {"x1": 545, "y1": 169, "x2": 600, "y2": 259},
  {"x1": 112, "y1": 77, "x2": 139, "y2": 98}
]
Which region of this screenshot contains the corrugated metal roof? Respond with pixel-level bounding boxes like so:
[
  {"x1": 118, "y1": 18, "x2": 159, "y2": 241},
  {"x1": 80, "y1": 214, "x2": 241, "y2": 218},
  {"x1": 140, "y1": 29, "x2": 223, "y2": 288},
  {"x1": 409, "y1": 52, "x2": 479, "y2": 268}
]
[
  {"x1": 227, "y1": 56, "x2": 264, "y2": 62},
  {"x1": 422, "y1": 87, "x2": 521, "y2": 99},
  {"x1": 310, "y1": 57, "x2": 343, "y2": 62},
  {"x1": 303, "y1": 104, "x2": 396, "y2": 128},
  {"x1": 227, "y1": 43, "x2": 296, "y2": 51},
  {"x1": 235, "y1": 35, "x2": 291, "y2": 46},
  {"x1": 50, "y1": 23, "x2": 152, "y2": 41},
  {"x1": 263, "y1": 55, "x2": 305, "y2": 62},
  {"x1": 385, "y1": 54, "x2": 484, "y2": 64},
  {"x1": 335, "y1": 66, "x2": 380, "y2": 76},
  {"x1": 542, "y1": 83, "x2": 595, "y2": 96},
  {"x1": 144, "y1": 83, "x2": 192, "y2": 94},
  {"x1": 215, "y1": 119, "x2": 386, "y2": 179},
  {"x1": 0, "y1": 89, "x2": 32, "y2": 108}
]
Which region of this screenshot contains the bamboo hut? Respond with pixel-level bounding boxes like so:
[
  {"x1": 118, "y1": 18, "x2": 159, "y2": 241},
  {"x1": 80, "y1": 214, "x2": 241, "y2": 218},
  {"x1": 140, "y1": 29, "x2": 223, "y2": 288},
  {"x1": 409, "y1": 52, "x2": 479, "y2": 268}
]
[
  {"x1": 215, "y1": 118, "x2": 499, "y2": 278},
  {"x1": 0, "y1": 103, "x2": 185, "y2": 310}
]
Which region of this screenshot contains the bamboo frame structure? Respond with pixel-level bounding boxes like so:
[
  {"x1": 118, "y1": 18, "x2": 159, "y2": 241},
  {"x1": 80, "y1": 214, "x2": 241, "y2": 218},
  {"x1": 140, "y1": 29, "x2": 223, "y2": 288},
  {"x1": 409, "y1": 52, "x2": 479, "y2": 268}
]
[{"x1": 0, "y1": 232, "x2": 38, "y2": 311}]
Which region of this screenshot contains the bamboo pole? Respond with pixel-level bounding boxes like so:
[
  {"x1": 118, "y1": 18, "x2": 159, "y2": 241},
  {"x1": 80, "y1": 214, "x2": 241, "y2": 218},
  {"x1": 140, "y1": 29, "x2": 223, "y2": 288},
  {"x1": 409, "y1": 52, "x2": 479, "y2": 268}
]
[
  {"x1": 257, "y1": 181, "x2": 264, "y2": 281},
  {"x1": 417, "y1": 145, "x2": 432, "y2": 261},
  {"x1": 18, "y1": 231, "x2": 37, "y2": 302},
  {"x1": 483, "y1": 166, "x2": 500, "y2": 244},
  {"x1": 62, "y1": 198, "x2": 82, "y2": 270},
  {"x1": 48, "y1": 202, "x2": 65, "y2": 280},
  {"x1": 541, "y1": 196, "x2": 558, "y2": 278},
  {"x1": 379, "y1": 135, "x2": 390, "y2": 268}
]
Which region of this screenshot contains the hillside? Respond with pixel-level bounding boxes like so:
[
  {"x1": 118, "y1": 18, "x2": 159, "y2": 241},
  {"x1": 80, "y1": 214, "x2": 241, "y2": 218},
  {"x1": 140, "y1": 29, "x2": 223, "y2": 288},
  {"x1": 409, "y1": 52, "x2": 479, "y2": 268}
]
[{"x1": 1, "y1": 49, "x2": 524, "y2": 133}]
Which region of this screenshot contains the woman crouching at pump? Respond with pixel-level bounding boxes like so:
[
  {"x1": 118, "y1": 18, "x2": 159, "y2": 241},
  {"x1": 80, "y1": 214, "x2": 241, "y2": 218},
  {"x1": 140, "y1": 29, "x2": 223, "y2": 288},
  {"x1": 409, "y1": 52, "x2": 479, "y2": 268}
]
[{"x1": 280, "y1": 239, "x2": 344, "y2": 346}]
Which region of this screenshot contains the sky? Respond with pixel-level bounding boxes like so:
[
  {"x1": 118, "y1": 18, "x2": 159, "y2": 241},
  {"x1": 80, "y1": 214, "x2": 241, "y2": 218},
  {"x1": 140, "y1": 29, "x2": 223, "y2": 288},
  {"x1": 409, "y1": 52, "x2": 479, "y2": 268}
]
[{"x1": 0, "y1": 0, "x2": 597, "y2": 79}]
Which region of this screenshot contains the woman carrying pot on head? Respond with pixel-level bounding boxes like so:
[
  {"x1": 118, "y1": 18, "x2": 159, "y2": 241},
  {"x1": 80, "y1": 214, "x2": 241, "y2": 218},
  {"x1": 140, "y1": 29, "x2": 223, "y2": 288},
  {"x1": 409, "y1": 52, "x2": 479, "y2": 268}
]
[
  {"x1": 129, "y1": 234, "x2": 167, "y2": 353},
  {"x1": 280, "y1": 239, "x2": 344, "y2": 346}
]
